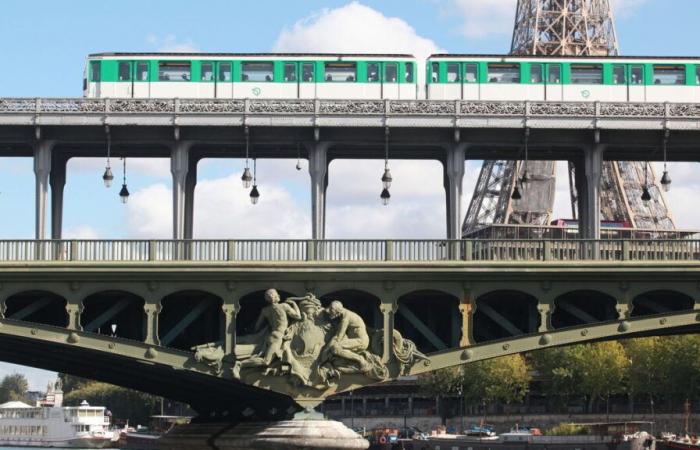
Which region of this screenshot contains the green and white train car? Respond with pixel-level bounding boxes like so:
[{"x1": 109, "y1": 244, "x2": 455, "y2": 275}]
[
  {"x1": 427, "y1": 54, "x2": 700, "y2": 102},
  {"x1": 84, "y1": 53, "x2": 418, "y2": 100}
]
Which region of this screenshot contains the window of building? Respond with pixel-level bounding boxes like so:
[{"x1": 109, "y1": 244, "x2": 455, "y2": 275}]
[
  {"x1": 530, "y1": 64, "x2": 543, "y2": 83},
  {"x1": 548, "y1": 65, "x2": 561, "y2": 84},
  {"x1": 302, "y1": 63, "x2": 314, "y2": 82},
  {"x1": 630, "y1": 66, "x2": 643, "y2": 85},
  {"x1": 201, "y1": 63, "x2": 214, "y2": 81},
  {"x1": 447, "y1": 63, "x2": 460, "y2": 82},
  {"x1": 118, "y1": 62, "x2": 131, "y2": 81},
  {"x1": 284, "y1": 63, "x2": 297, "y2": 82},
  {"x1": 405, "y1": 62, "x2": 414, "y2": 82},
  {"x1": 324, "y1": 62, "x2": 356, "y2": 82},
  {"x1": 384, "y1": 63, "x2": 397, "y2": 82},
  {"x1": 136, "y1": 62, "x2": 148, "y2": 81},
  {"x1": 613, "y1": 65, "x2": 626, "y2": 84},
  {"x1": 570, "y1": 64, "x2": 603, "y2": 84},
  {"x1": 158, "y1": 62, "x2": 191, "y2": 81},
  {"x1": 488, "y1": 64, "x2": 520, "y2": 83},
  {"x1": 90, "y1": 61, "x2": 101, "y2": 82},
  {"x1": 465, "y1": 64, "x2": 478, "y2": 83},
  {"x1": 218, "y1": 63, "x2": 231, "y2": 81},
  {"x1": 367, "y1": 63, "x2": 379, "y2": 82},
  {"x1": 431, "y1": 63, "x2": 439, "y2": 82},
  {"x1": 242, "y1": 62, "x2": 273, "y2": 82},
  {"x1": 653, "y1": 65, "x2": 686, "y2": 85}
]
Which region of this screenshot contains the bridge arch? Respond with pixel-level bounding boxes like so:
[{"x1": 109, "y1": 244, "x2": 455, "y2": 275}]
[
  {"x1": 5, "y1": 290, "x2": 67, "y2": 327},
  {"x1": 632, "y1": 290, "x2": 695, "y2": 317},
  {"x1": 396, "y1": 289, "x2": 460, "y2": 353},
  {"x1": 473, "y1": 290, "x2": 539, "y2": 343},
  {"x1": 320, "y1": 289, "x2": 381, "y2": 330},
  {"x1": 81, "y1": 290, "x2": 145, "y2": 341},
  {"x1": 159, "y1": 290, "x2": 224, "y2": 351},
  {"x1": 552, "y1": 290, "x2": 617, "y2": 329}
]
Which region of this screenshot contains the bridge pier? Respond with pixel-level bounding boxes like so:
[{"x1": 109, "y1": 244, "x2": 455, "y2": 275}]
[
  {"x1": 576, "y1": 144, "x2": 605, "y2": 241},
  {"x1": 171, "y1": 141, "x2": 193, "y2": 241},
  {"x1": 50, "y1": 155, "x2": 68, "y2": 240},
  {"x1": 308, "y1": 142, "x2": 329, "y2": 240},
  {"x1": 184, "y1": 156, "x2": 199, "y2": 240},
  {"x1": 33, "y1": 140, "x2": 54, "y2": 240},
  {"x1": 444, "y1": 144, "x2": 467, "y2": 240}
]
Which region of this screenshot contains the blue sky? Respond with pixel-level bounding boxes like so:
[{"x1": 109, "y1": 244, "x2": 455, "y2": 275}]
[{"x1": 1, "y1": 0, "x2": 700, "y2": 387}]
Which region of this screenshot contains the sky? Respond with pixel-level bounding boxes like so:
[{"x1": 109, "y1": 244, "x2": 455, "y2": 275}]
[{"x1": 1, "y1": 0, "x2": 700, "y2": 389}]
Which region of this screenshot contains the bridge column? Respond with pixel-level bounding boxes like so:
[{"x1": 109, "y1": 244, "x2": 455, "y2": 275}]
[
  {"x1": 65, "y1": 299, "x2": 84, "y2": 331},
  {"x1": 184, "y1": 156, "x2": 198, "y2": 240},
  {"x1": 144, "y1": 300, "x2": 162, "y2": 346},
  {"x1": 380, "y1": 299, "x2": 398, "y2": 364},
  {"x1": 222, "y1": 297, "x2": 240, "y2": 361},
  {"x1": 577, "y1": 144, "x2": 604, "y2": 241},
  {"x1": 33, "y1": 140, "x2": 54, "y2": 240},
  {"x1": 308, "y1": 142, "x2": 330, "y2": 240},
  {"x1": 50, "y1": 155, "x2": 68, "y2": 240},
  {"x1": 537, "y1": 300, "x2": 554, "y2": 333},
  {"x1": 616, "y1": 295, "x2": 632, "y2": 320},
  {"x1": 444, "y1": 143, "x2": 467, "y2": 240},
  {"x1": 458, "y1": 291, "x2": 476, "y2": 347},
  {"x1": 171, "y1": 141, "x2": 193, "y2": 240}
]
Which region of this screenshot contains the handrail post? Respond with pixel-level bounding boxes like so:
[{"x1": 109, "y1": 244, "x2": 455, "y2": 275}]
[
  {"x1": 227, "y1": 240, "x2": 236, "y2": 261},
  {"x1": 306, "y1": 240, "x2": 316, "y2": 261},
  {"x1": 70, "y1": 240, "x2": 78, "y2": 261},
  {"x1": 543, "y1": 240, "x2": 552, "y2": 261},
  {"x1": 464, "y1": 240, "x2": 473, "y2": 261},
  {"x1": 622, "y1": 240, "x2": 631, "y2": 261},
  {"x1": 148, "y1": 240, "x2": 157, "y2": 261},
  {"x1": 385, "y1": 240, "x2": 394, "y2": 261}
]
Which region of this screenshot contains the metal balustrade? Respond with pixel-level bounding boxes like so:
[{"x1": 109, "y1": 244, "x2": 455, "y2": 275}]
[{"x1": 0, "y1": 239, "x2": 698, "y2": 262}]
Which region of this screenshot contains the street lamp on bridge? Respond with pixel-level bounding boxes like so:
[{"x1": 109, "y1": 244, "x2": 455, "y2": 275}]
[
  {"x1": 250, "y1": 158, "x2": 260, "y2": 205},
  {"x1": 380, "y1": 127, "x2": 392, "y2": 206},
  {"x1": 102, "y1": 126, "x2": 113, "y2": 188},
  {"x1": 119, "y1": 157, "x2": 129, "y2": 204},
  {"x1": 241, "y1": 126, "x2": 253, "y2": 189}
]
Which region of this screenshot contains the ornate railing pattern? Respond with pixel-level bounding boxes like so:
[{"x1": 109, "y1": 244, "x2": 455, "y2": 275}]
[
  {"x1": 0, "y1": 239, "x2": 698, "y2": 262},
  {"x1": 0, "y1": 98, "x2": 699, "y2": 119}
]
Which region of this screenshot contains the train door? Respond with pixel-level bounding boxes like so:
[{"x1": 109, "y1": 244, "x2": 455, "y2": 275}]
[
  {"x1": 114, "y1": 61, "x2": 133, "y2": 98},
  {"x1": 132, "y1": 61, "x2": 151, "y2": 98},
  {"x1": 400, "y1": 62, "x2": 416, "y2": 99},
  {"x1": 282, "y1": 62, "x2": 300, "y2": 98},
  {"x1": 382, "y1": 62, "x2": 399, "y2": 99},
  {"x1": 366, "y1": 62, "x2": 382, "y2": 99},
  {"x1": 88, "y1": 61, "x2": 101, "y2": 98},
  {"x1": 299, "y1": 62, "x2": 316, "y2": 98},
  {"x1": 216, "y1": 62, "x2": 233, "y2": 98},
  {"x1": 528, "y1": 63, "x2": 545, "y2": 100},
  {"x1": 463, "y1": 63, "x2": 479, "y2": 100},
  {"x1": 197, "y1": 61, "x2": 216, "y2": 98},
  {"x1": 545, "y1": 64, "x2": 563, "y2": 101},
  {"x1": 628, "y1": 65, "x2": 646, "y2": 102}
]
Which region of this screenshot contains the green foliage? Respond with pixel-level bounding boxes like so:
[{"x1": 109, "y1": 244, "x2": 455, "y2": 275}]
[
  {"x1": 64, "y1": 382, "x2": 160, "y2": 426},
  {"x1": 546, "y1": 423, "x2": 588, "y2": 436},
  {"x1": 0, "y1": 373, "x2": 29, "y2": 404},
  {"x1": 58, "y1": 373, "x2": 90, "y2": 394}
]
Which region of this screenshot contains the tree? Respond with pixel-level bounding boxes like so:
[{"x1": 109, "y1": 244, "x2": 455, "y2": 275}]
[
  {"x1": 64, "y1": 382, "x2": 161, "y2": 426},
  {"x1": 0, "y1": 373, "x2": 29, "y2": 404},
  {"x1": 574, "y1": 342, "x2": 629, "y2": 414},
  {"x1": 530, "y1": 346, "x2": 582, "y2": 412}
]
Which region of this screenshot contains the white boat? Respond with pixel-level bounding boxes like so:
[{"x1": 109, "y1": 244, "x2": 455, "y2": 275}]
[{"x1": 0, "y1": 379, "x2": 114, "y2": 448}]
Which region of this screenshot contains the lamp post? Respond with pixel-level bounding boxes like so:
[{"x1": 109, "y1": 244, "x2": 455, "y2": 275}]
[
  {"x1": 661, "y1": 129, "x2": 672, "y2": 192},
  {"x1": 380, "y1": 127, "x2": 392, "y2": 205},
  {"x1": 250, "y1": 158, "x2": 260, "y2": 205},
  {"x1": 119, "y1": 157, "x2": 129, "y2": 204},
  {"x1": 102, "y1": 126, "x2": 113, "y2": 188},
  {"x1": 241, "y1": 126, "x2": 252, "y2": 188}
]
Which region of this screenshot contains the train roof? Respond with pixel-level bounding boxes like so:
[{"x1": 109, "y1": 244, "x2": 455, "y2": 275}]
[
  {"x1": 429, "y1": 53, "x2": 700, "y2": 60},
  {"x1": 89, "y1": 52, "x2": 416, "y2": 58}
]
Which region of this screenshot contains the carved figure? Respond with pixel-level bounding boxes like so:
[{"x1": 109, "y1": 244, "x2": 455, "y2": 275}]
[
  {"x1": 321, "y1": 301, "x2": 371, "y2": 371},
  {"x1": 192, "y1": 342, "x2": 225, "y2": 374}
]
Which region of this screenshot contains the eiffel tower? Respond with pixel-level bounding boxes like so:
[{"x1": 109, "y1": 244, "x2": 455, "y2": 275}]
[{"x1": 462, "y1": 0, "x2": 675, "y2": 235}]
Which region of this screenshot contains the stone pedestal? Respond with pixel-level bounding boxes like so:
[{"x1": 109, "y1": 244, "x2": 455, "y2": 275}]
[{"x1": 157, "y1": 418, "x2": 369, "y2": 450}]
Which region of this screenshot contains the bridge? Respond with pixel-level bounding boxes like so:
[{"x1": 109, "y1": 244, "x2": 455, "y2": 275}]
[{"x1": 1, "y1": 98, "x2": 700, "y2": 422}]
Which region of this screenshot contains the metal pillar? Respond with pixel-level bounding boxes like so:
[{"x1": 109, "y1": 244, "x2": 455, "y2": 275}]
[
  {"x1": 380, "y1": 300, "x2": 397, "y2": 364},
  {"x1": 444, "y1": 144, "x2": 467, "y2": 240},
  {"x1": 50, "y1": 156, "x2": 68, "y2": 240},
  {"x1": 171, "y1": 142, "x2": 191, "y2": 240},
  {"x1": 144, "y1": 300, "x2": 162, "y2": 346},
  {"x1": 580, "y1": 145, "x2": 604, "y2": 240},
  {"x1": 65, "y1": 299, "x2": 84, "y2": 331},
  {"x1": 33, "y1": 141, "x2": 53, "y2": 240},
  {"x1": 184, "y1": 156, "x2": 198, "y2": 240},
  {"x1": 222, "y1": 297, "x2": 240, "y2": 361},
  {"x1": 308, "y1": 143, "x2": 329, "y2": 240}
]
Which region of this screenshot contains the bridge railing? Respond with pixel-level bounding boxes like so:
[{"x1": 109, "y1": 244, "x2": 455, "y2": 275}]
[{"x1": 0, "y1": 239, "x2": 698, "y2": 262}]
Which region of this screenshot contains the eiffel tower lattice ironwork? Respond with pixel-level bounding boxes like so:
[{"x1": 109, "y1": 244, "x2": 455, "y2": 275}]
[{"x1": 462, "y1": 0, "x2": 675, "y2": 235}]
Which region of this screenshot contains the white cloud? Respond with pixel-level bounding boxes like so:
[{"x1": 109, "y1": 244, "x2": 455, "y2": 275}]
[
  {"x1": 69, "y1": 158, "x2": 170, "y2": 180},
  {"x1": 0, "y1": 364, "x2": 56, "y2": 391},
  {"x1": 611, "y1": 0, "x2": 649, "y2": 17},
  {"x1": 449, "y1": 0, "x2": 517, "y2": 39},
  {"x1": 147, "y1": 34, "x2": 199, "y2": 53},
  {"x1": 64, "y1": 224, "x2": 101, "y2": 239}
]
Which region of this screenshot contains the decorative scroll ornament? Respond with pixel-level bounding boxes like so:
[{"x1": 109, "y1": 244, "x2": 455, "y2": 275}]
[
  {"x1": 178, "y1": 100, "x2": 245, "y2": 113},
  {"x1": 250, "y1": 100, "x2": 314, "y2": 114}
]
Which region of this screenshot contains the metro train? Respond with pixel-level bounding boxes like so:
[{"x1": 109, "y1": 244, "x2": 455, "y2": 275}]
[{"x1": 84, "y1": 52, "x2": 700, "y2": 103}]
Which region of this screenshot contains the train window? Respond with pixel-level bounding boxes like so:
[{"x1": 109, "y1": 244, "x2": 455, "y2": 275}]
[
  {"x1": 447, "y1": 64, "x2": 460, "y2": 82},
  {"x1": 571, "y1": 64, "x2": 603, "y2": 84},
  {"x1": 367, "y1": 63, "x2": 379, "y2": 82},
  {"x1": 385, "y1": 63, "x2": 398, "y2": 83},
  {"x1": 118, "y1": 62, "x2": 131, "y2": 81},
  {"x1": 530, "y1": 65, "x2": 543, "y2": 83},
  {"x1": 136, "y1": 62, "x2": 148, "y2": 81},
  {"x1": 201, "y1": 63, "x2": 214, "y2": 81},
  {"x1": 548, "y1": 65, "x2": 561, "y2": 84},
  {"x1": 405, "y1": 63, "x2": 414, "y2": 82},
  {"x1": 242, "y1": 62, "x2": 274, "y2": 82},
  {"x1": 324, "y1": 62, "x2": 356, "y2": 82},
  {"x1": 219, "y1": 63, "x2": 231, "y2": 82},
  {"x1": 653, "y1": 65, "x2": 685, "y2": 85},
  {"x1": 630, "y1": 66, "x2": 643, "y2": 85},
  {"x1": 431, "y1": 63, "x2": 439, "y2": 82},
  {"x1": 696, "y1": 66, "x2": 700, "y2": 84},
  {"x1": 465, "y1": 64, "x2": 477, "y2": 83},
  {"x1": 284, "y1": 63, "x2": 297, "y2": 82},
  {"x1": 613, "y1": 65, "x2": 626, "y2": 84},
  {"x1": 302, "y1": 63, "x2": 314, "y2": 82},
  {"x1": 90, "y1": 61, "x2": 101, "y2": 82},
  {"x1": 487, "y1": 64, "x2": 520, "y2": 83},
  {"x1": 158, "y1": 62, "x2": 191, "y2": 81}
]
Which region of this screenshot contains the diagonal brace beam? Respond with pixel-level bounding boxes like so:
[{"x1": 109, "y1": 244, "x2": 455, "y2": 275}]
[
  {"x1": 478, "y1": 302, "x2": 525, "y2": 336},
  {"x1": 162, "y1": 299, "x2": 213, "y2": 346},
  {"x1": 636, "y1": 298, "x2": 671, "y2": 314},
  {"x1": 85, "y1": 298, "x2": 132, "y2": 332},
  {"x1": 397, "y1": 305, "x2": 448, "y2": 351},
  {"x1": 558, "y1": 301, "x2": 599, "y2": 324},
  {"x1": 10, "y1": 297, "x2": 52, "y2": 321}
]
